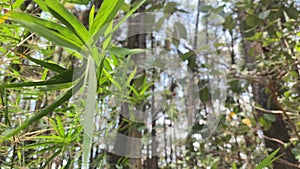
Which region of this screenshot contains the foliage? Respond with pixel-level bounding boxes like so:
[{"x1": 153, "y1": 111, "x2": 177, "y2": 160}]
[{"x1": 0, "y1": 0, "x2": 299, "y2": 168}]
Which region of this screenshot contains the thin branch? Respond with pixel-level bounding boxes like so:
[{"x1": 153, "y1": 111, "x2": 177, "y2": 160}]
[
  {"x1": 264, "y1": 135, "x2": 285, "y2": 146},
  {"x1": 2, "y1": 33, "x2": 34, "y2": 58},
  {"x1": 276, "y1": 158, "x2": 300, "y2": 168},
  {"x1": 252, "y1": 104, "x2": 294, "y2": 116}
]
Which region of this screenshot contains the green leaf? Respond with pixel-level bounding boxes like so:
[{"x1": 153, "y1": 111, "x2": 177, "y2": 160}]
[
  {"x1": 0, "y1": 67, "x2": 84, "y2": 89},
  {"x1": 89, "y1": 5, "x2": 95, "y2": 30},
  {"x1": 34, "y1": 0, "x2": 49, "y2": 12},
  {"x1": 232, "y1": 162, "x2": 237, "y2": 169},
  {"x1": 229, "y1": 79, "x2": 242, "y2": 93},
  {"x1": 109, "y1": 77, "x2": 122, "y2": 91},
  {"x1": 12, "y1": 0, "x2": 25, "y2": 9},
  {"x1": 120, "y1": 3, "x2": 131, "y2": 12},
  {"x1": 191, "y1": 123, "x2": 204, "y2": 134},
  {"x1": 22, "y1": 54, "x2": 66, "y2": 73},
  {"x1": 9, "y1": 12, "x2": 83, "y2": 52},
  {"x1": 210, "y1": 158, "x2": 219, "y2": 169},
  {"x1": 38, "y1": 82, "x2": 73, "y2": 91},
  {"x1": 173, "y1": 22, "x2": 187, "y2": 39},
  {"x1": 90, "y1": 0, "x2": 124, "y2": 39},
  {"x1": 164, "y1": 2, "x2": 178, "y2": 14},
  {"x1": 212, "y1": 5, "x2": 224, "y2": 13},
  {"x1": 259, "y1": 116, "x2": 271, "y2": 130},
  {"x1": 255, "y1": 148, "x2": 281, "y2": 169},
  {"x1": 56, "y1": 116, "x2": 65, "y2": 137},
  {"x1": 128, "y1": 85, "x2": 140, "y2": 97},
  {"x1": 139, "y1": 82, "x2": 153, "y2": 96},
  {"x1": 103, "y1": 21, "x2": 113, "y2": 49},
  {"x1": 65, "y1": 0, "x2": 90, "y2": 4},
  {"x1": 155, "y1": 15, "x2": 167, "y2": 31},
  {"x1": 295, "y1": 42, "x2": 300, "y2": 52},
  {"x1": 200, "y1": 5, "x2": 212, "y2": 13},
  {"x1": 263, "y1": 114, "x2": 276, "y2": 122},
  {"x1": 49, "y1": 118, "x2": 59, "y2": 136},
  {"x1": 35, "y1": 135, "x2": 65, "y2": 141},
  {"x1": 103, "y1": 58, "x2": 113, "y2": 71},
  {"x1": 223, "y1": 15, "x2": 234, "y2": 31},
  {"x1": 126, "y1": 67, "x2": 137, "y2": 86},
  {"x1": 285, "y1": 4, "x2": 298, "y2": 20},
  {"x1": 45, "y1": 0, "x2": 89, "y2": 43},
  {"x1": 0, "y1": 78, "x2": 83, "y2": 142},
  {"x1": 10, "y1": 11, "x2": 84, "y2": 45},
  {"x1": 245, "y1": 15, "x2": 257, "y2": 27},
  {"x1": 109, "y1": 47, "x2": 145, "y2": 56},
  {"x1": 199, "y1": 86, "x2": 210, "y2": 102},
  {"x1": 258, "y1": 10, "x2": 270, "y2": 20},
  {"x1": 180, "y1": 51, "x2": 196, "y2": 61}
]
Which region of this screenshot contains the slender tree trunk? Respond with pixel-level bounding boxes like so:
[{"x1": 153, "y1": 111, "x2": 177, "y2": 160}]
[{"x1": 110, "y1": 1, "x2": 147, "y2": 168}]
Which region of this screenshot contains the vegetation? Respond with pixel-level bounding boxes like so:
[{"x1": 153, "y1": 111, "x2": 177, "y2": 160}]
[{"x1": 0, "y1": 0, "x2": 299, "y2": 168}]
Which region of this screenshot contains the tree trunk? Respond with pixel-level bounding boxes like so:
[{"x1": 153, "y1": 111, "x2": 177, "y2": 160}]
[
  {"x1": 239, "y1": 7, "x2": 298, "y2": 168},
  {"x1": 110, "y1": 1, "x2": 147, "y2": 168}
]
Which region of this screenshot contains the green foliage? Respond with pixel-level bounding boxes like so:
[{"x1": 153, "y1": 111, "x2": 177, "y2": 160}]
[
  {"x1": 255, "y1": 148, "x2": 281, "y2": 169},
  {"x1": 0, "y1": 0, "x2": 299, "y2": 168},
  {"x1": 1, "y1": 0, "x2": 146, "y2": 168}
]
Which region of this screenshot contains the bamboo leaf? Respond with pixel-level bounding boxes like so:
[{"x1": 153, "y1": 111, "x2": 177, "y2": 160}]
[
  {"x1": 9, "y1": 11, "x2": 84, "y2": 48},
  {"x1": 90, "y1": 0, "x2": 124, "y2": 39},
  {"x1": 139, "y1": 82, "x2": 154, "y2": 96},
  {"x1": 12, "y1": 21, "x2": 82, "y2": 51},
  {"x1": 56, "y1": 116, "x2": 65, "y2": 137},
  {"x1": 33, "y1": 0, "x2": 49, "y2": 13},
  {"x1": 21, "y1": 54, "x2": 67, "y2": 73},
  {"x1": 126, "y1": 67, "x2": 137, "y2": 86},
  {"x1": 45, "y1": 0, "x2": 89, "y2": 43},
  {"x1": 38, "y1": 82, "x2": 73, "y2": 91},
  {"x1": 12, "y1": 0, "x2": 25, "y2": 9},
  {"x1": 109, "y1": 47, "x2": 145, "y2": 57},
  {"x1": 49, "y1": 118, "x2": 59, "y2": 135},
  {"x1": 0, "y1": 67, "x2": 85, "y2": 89},
  {"x1": 0, "y1": 78, "x2": 83, "y2": 142},
  {"x1": 103, "y1": 21, "x2": 113, "y2": 49},
  {"x1": 35, "y1": 135, "x2": 65, "y2": 141},
  {"x1": 89, "y1": 5, "x2": 95, "y2": 30},
  {"x1": 109, "y1": 77, "x2": 122, "y2": 91},
  {"x1": 66, "y1": 0, "x2": 89, "y2": 4},
  {"x1": 128, "y1": 85, "x2": 139, "y2": 97}
]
